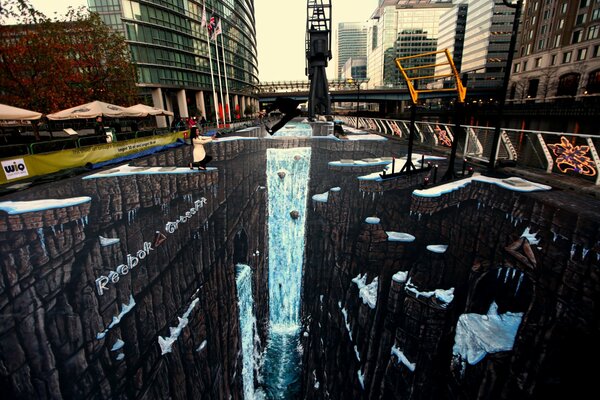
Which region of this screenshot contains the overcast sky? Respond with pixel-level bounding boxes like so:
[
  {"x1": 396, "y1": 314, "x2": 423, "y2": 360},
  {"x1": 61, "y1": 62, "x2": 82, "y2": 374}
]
[{"x1": 28, "y1": 0, "x2": 377, "y2": 81}]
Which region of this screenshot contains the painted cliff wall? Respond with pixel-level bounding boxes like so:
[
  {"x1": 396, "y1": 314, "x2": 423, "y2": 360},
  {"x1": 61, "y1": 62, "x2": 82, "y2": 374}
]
[
  {"x1": 0, "y1": 139, "x2": 269, "y2": 399},
  {"x1": 301, "y1": 159, "x2": 600, "y2": 399}
]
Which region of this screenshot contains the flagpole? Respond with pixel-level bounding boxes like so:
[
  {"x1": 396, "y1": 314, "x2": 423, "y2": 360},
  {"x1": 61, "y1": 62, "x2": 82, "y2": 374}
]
[
  {"x1": 203, "y1": 4, "x2": 219, "y2": 127},
  {"x1": 213, "y1": 21, "x2": 226, "y2": 126},
  {"x1": 219, "y1": 28, "x2": 232, "y2": 124}
]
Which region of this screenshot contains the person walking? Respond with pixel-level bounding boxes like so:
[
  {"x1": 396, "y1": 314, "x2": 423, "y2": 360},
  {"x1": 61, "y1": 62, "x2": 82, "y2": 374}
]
[{"x1": 189, "y1": 126, "x2": 214, "y2": 170}]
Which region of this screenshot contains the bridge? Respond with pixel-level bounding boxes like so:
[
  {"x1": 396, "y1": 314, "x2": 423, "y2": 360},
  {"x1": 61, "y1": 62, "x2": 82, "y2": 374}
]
[{"x1": 256, "y1": 80, "x2": 496, "y2": 104}]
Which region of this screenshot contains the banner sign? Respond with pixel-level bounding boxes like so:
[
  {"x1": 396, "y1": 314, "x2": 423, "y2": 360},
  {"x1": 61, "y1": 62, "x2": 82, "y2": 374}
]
[{"x1": 0, "y1": 131, "x2": 185, "y2": 185}]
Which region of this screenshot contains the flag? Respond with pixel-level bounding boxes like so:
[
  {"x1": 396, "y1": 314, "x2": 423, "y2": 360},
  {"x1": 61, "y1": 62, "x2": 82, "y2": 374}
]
[
  {"x1": 201, "y1": 4, "x2": 207, "y2": 28},
  {"x1": 211, "y1": 19, "x2": 222, "y2": 41},
  {"x1": 208, "y1": 16, "x2": 216, "y2": 34}
]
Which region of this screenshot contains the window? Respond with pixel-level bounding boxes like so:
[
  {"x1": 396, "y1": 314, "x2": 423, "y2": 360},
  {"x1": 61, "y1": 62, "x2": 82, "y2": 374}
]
[
  {"x1": 541, "y1": 25, "x2": 548, "y2": 34},
  {"x1": 557, "y1": 73, "x2": 580, "y2": 96},
  {"x1": 559, "y1": 19, "x2": 565, "y2": 28},
  {"x1": 526, "y1": 43, "x2": 532, "y2": 55},
  {"x1": 577, "y1": 48, "x2": 588, "y2": 60},
  {"x1": 551, "y1": 54, "x2": 557, "y2": 65},
  {"x1": 529, "y1": 30, "x2": 534, "y2": 39},
  {"x1": 555, "y1": 34, "x2": 562, "y2": 47},
  {"x1": 593, "y1": 8, "x2": 600, "y2": 21},
  {"x1": 580, "y1": 0, "x2": 589, "y2": 7},
  {"x1": 528, "y1": 79, "x2": 539, "y2": 98},
  {"x1": 513, "y1": 63, "x2": 521, "y2": 72},
  {"x1": 576, "y1": 13, "x2": 587, "y2": 24},
  {"x1": 563, "y1": 51, "x2": 572, "y2": 63},
  {"x1": 572, "y1": 30, "x2": 583, "y2": 43},
  {"x1": 535, "y1": 57, "x2": 542, "y2": 67},
  {"x1": 594, "y1": 45, "x2": 600, "y2": 57},
  {"x1": 538, "y1": 39, "x2": 545, "y2": 50},
  {"x1": 523, "y1": 61, "x2": 528, "y2": 71},
  {"x1": 561, "y1": 3, "x2": 568, "y2": 13},
  {"x1": 588, "y1": 25, "x2": 599, "y2": 39},
  {"x1": 587, "y1": 69, "x2": 600, "y2": 93}
]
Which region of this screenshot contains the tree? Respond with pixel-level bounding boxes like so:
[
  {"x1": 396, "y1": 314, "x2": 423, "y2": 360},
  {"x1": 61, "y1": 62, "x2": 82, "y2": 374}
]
[{"x1": 0, "y1": 1, "x2": 137, "y2": 116}]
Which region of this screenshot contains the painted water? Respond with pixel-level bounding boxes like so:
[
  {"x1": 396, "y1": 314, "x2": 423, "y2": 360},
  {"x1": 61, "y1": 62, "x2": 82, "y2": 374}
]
[
  {"x1": 236, "y1": 263, "x2": 257, "y2": 400},
  {"x1": 257, "y1": 146, "x2": 311, "y2": 399},
  {"x1": 270, "y1": 120, "x2": 313, "y2": 137}
]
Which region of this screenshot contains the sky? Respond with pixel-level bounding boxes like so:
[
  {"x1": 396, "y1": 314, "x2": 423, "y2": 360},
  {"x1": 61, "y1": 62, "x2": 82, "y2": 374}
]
[{"x1": 27, "y1": 0, "x2": 378, "y2": 82}]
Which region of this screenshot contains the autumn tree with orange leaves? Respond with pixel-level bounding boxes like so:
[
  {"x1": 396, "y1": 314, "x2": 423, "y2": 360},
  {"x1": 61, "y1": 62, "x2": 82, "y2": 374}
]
[{"x1": 0, "y1": 0, "x2": 137, "y2": 115}]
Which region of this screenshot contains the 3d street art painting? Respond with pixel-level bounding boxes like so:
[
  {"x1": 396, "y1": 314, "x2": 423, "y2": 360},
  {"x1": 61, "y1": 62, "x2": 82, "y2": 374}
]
[{"x1": 0, "y1": 122, "x2": 599, "y2": 399}]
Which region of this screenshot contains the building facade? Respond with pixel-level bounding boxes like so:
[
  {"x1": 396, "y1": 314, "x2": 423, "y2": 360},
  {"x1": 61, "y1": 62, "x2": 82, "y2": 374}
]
[
  {"x1": 341, "y1": 57, "x2": 367, "y2": 80},
  {"x1": 367, "y1": 0, "x2": 452, "y2": 89},
  {"x1": 336, "y1": 22, "x2": 368, "y2": 79},
  {"x1": 509, "y1": 0, "x2": 600, "y2": 103},
  {"x1": 458, "y1": 0, "x2": 518, "y2": 91},
  {"x1": 435, "y1": 1, "x2": 468, "y2": 84},
  {"x1": 88, "y1": 0, "x2": 259, "y2": 126}
]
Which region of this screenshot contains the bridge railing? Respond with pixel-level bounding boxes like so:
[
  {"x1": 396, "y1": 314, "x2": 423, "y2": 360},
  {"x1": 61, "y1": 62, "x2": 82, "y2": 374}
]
[{"x1": 335, "y1": 115, "x2": 600, "y2": 186}]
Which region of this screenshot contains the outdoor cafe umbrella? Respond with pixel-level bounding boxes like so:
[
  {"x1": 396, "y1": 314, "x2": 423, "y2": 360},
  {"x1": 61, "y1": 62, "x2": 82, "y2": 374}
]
[
  {"x1": 0, "y1": 103, "x2": 42, "y2": 120},
  {"x1": 46, "y1": 100, "x2": 142, "y2": 120},
  {"x1": 124, "y1": 103, "x2": 174, "y2": 117}
]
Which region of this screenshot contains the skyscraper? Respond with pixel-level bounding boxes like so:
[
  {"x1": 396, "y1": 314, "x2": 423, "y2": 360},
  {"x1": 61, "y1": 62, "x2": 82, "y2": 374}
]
[
  {"x1": 509, "y1": 0, "x2": 600, "y2": 103},
  {"x1": 456, "y1": 0, "x2": 518, "y2": 91},
  {"x1": 336, "y1": 22, "x2": 368, "y2": 79},
  {"x1": 88, "y1": 0, "x2": 259, "y2": 126},
  {"x1": 367, "y1": 0, "x2": 453, "y2": 88}
]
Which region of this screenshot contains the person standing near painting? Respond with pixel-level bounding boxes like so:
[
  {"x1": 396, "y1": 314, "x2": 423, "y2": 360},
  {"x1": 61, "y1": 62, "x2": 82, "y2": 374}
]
[{"x1": 189, "y1": 126, "x2": 215, "y2": 170}]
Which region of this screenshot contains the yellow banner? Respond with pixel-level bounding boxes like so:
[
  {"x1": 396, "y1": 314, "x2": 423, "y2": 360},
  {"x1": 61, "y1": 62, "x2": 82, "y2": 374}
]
[{"x1": 1, "y1": 131, "x2": 186, "y2": 185}]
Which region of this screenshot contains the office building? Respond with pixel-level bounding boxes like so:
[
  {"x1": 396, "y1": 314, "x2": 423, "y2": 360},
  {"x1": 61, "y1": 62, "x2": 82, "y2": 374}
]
[
  {"x1": 509, "y1": 0, "x2": 600, "y2": 102},
  {"x1": 88, "y1": 0, "x2": 259, "y2": 125},
  {"x1": 367, "y1": 0, "x2": 453, "y2": 89},
  {"x1": 336, "y1": 22, "x2": 368, "y2": 79},
  {"x1": 457, "y1": 0, "x2": 518, "y2": 91},
  {"x1": 435, "y1": 1, "x2": 468, "y2": 87}
]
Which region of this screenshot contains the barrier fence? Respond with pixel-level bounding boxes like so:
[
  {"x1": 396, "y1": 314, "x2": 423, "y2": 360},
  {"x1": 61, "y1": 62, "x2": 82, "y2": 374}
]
[{"x1": 336, "y1": 115, "x2": 600, "y2": 186}]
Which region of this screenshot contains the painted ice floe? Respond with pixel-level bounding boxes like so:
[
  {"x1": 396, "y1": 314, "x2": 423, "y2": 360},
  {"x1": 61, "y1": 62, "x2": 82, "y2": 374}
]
[
  {"x1": 313, "y1": 370, "x2": 320, "y2": 389},
  {"x1": 196, "y1": 340, "x2": 207, "y2": 352},
  {"x1": 330, "y1": 187, "x2": 341, "y2": 192},
  {"x1": 96, "y1": 295, "x2": 136, "y2": 340},
  {"x1": 391, "y1": 345, "x2": 416, "y2": 372},
  {"x1": 386, "y1": 232, "x2": 416, "y2": 242},
  {"x1": 340, "y1": 306, "x2": 353, "y2": 341},
  {"x1": 83, "y1": 164, "x2": 216, "y2": 179},
  {"x1": 413, "y1": 174, "x2": 551, "y2": 198},
  {"x1": 0, "y1": 196, "x2": 92, "y2": 214},
  {"x1": 365, "y1": 217, "x2": 380, "y2": 224},
  {"x1": 392, "y1": 270, "x2": 408, "y2": 283},
  {"x1": 158, "y1": 298, "x2": 200, "y2": 355},
  {"x1": 352, "y1": 274, "x2": 378, "y2": 309},
  {"x1": 111, "y1": 339, "x2": 125, "y2": 352},
  {"x1": 210, "y1": 136, "x2": 259, "y2": 142},
  {"x1": 405, "y1": 278, "x2": 454, "y2": 307},
  {"x1": 356, "y1": 154, "x2": 446, "y2": 181},
  {"x1": 521, "y1": 227, "x2": 540, "y2": 245},
  {"x1": 99, "y1": 235, "x2": 120, "y2": 247},
  {"x1": 357, "y1": 369, "x2": 365, "y2": 389},
  {"x1": 116, "y1": 353, "x2": 125, "y2": 361},
  {"x1": 354, "y1": 345, "x2": 361, "y2": 362},
  {"x1": 328, "y1": 159, "x2": 391, "y2": 167},
  {"x1": 452, "y1": 302, "x2": 523, "y2": 372},
  {"x1": 427, "y1": 244, "x2": 448, "y2": 254},
  {"x1": 312, "y1": 191, "x2": 329, "y2": 203}
]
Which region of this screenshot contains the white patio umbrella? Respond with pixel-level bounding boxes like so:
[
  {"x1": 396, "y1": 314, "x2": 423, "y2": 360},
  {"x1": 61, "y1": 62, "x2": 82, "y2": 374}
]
[
  {"x1": 0, "y1": 103, "x2": 42, "y2": 120},
  {"x1": 46, "y1": 100, "x2": 143, "y2": 120},
  {"x1": 124, "y1": 103, "x2": 174, "y2": 117}
]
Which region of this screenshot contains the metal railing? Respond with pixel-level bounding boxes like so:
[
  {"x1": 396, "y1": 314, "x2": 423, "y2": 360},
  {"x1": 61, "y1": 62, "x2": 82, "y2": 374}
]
[{"x1": 335, "y1": 115, "x2": 600, "y2": 185}]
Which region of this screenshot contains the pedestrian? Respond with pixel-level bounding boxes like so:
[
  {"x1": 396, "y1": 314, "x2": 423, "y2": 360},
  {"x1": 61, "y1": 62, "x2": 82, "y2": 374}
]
[{"x1": 189, "y1": 126, "x2": 215, "y2": 170}]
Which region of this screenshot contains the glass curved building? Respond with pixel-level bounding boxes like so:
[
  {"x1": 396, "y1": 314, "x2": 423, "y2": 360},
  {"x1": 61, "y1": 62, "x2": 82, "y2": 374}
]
[{"x1": 88, "y1": 0, "x2": 259, "y2": 126}]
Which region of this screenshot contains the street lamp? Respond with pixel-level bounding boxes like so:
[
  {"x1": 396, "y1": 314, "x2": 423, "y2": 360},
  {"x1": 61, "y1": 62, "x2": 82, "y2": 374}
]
[{"x1": 489, "y1": 0, "x2": 523, "y2": 170}]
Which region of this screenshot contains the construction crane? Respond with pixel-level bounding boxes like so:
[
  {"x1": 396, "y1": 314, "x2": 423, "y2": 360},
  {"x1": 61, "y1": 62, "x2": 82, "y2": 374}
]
[{"x1": 305, "y1": 0, "x2": 331, "y2": 119}]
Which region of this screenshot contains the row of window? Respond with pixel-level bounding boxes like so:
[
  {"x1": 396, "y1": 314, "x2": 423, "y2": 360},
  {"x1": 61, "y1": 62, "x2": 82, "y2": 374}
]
[{"x1": 514, "y1": 44, "x2": 600, "y2": 73}]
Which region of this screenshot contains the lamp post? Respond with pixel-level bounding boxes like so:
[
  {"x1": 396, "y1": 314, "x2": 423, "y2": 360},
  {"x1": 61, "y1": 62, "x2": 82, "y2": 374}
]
[{"x1": 489, "y1": 0, "x2": 523, "y2": 170}]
